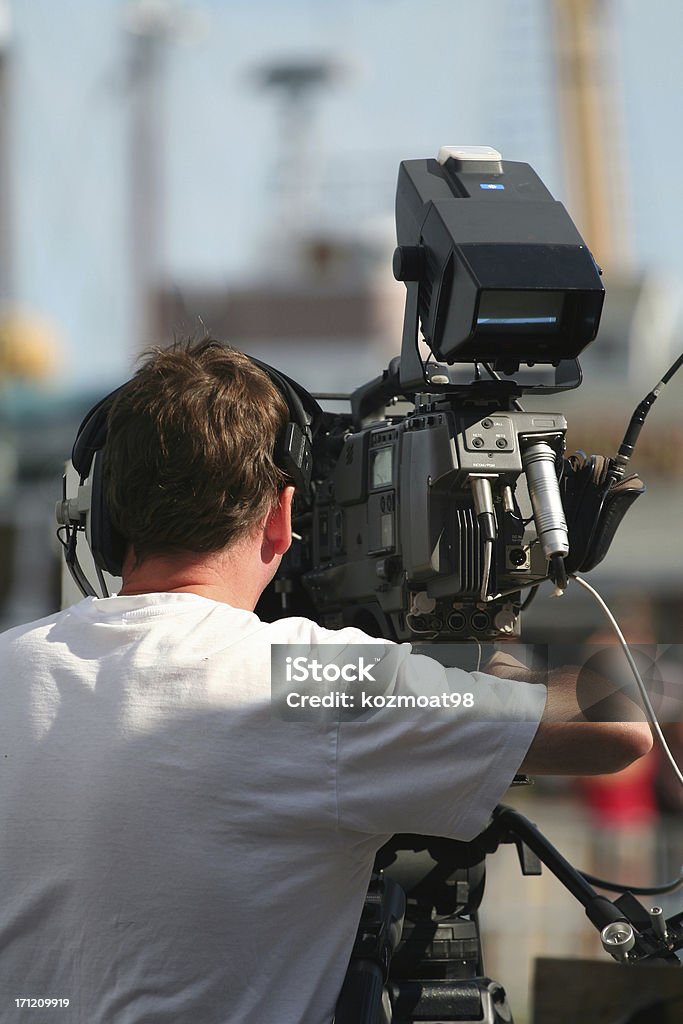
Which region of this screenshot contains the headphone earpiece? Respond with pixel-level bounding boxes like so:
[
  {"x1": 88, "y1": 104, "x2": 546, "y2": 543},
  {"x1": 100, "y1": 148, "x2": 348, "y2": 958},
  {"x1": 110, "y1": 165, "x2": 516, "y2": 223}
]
[
  {"x1": 248, "y1": 356, "x2": 322, "y2": 496},
  {"x1": 88, "y1": 449, "x2": 127, "y2": 577}
]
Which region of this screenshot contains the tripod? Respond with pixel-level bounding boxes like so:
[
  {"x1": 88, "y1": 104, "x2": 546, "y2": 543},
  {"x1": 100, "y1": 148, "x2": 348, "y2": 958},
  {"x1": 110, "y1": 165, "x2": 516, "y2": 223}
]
[{"x1": 335, "y1": 805, "x2": 683, "y2": 1024}]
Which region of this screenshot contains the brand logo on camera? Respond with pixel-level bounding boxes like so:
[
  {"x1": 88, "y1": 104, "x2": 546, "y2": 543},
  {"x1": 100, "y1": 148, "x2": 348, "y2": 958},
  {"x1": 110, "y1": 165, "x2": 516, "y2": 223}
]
[{"x1": 285, "y1": 655, "x2": 378, "y2": 684}]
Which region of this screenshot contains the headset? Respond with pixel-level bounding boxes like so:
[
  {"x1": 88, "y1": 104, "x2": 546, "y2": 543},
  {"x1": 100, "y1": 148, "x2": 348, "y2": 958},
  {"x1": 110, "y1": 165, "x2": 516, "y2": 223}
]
[{"x1": 56, "y1": 350, "x2": 323, "y2": 599}]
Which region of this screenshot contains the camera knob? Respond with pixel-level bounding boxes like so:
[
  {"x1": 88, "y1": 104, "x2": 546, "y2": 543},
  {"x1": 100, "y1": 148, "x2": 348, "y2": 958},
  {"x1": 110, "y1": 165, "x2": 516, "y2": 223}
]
[
  {"x1": 392, "y1": 245, "x2": 424, "y2": 282},
  {"x1": 601, "y1": 921, "x2": 635, "y2": 961}
]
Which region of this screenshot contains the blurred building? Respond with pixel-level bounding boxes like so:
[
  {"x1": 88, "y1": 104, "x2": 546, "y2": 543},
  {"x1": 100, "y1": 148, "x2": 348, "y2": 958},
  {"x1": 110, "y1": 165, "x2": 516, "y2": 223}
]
[{"x1": 155, "y1": 230, "x2": 402, "y2": 393}]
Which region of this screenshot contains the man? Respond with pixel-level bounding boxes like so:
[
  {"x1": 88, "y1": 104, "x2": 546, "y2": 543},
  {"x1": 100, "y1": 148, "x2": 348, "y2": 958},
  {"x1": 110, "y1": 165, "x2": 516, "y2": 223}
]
[{"x1": 0, "y1": 340, "x2": 650, "y2": 1024}]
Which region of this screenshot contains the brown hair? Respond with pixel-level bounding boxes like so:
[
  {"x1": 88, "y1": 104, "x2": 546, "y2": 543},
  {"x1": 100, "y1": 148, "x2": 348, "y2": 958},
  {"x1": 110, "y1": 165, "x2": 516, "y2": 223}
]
[{"x1": 103, "y1": 339, "x2": 290, "y2": 561}]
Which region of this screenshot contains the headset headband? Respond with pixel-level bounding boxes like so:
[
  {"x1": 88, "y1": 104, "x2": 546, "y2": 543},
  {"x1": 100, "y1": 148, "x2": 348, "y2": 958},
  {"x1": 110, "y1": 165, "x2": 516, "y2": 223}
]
[{"x1": 60, "y1": 351, "x2": 322, "y2": 588}]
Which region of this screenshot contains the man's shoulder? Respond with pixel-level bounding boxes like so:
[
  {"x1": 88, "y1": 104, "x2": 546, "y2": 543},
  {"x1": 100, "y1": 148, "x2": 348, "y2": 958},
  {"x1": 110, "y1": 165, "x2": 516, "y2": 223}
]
[
  {"x1": 0, "y1": 607, "x2": 68, "y2": 651},
  {"x1": 260, "y1": 615, "x2": 398, "y2": 648}
]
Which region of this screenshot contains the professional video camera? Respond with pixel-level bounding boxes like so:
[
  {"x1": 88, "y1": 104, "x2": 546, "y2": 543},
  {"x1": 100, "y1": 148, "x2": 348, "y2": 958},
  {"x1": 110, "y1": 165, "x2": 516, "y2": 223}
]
[{"x1": 265, "y1": 145, "x2": 647, "y2": 644}]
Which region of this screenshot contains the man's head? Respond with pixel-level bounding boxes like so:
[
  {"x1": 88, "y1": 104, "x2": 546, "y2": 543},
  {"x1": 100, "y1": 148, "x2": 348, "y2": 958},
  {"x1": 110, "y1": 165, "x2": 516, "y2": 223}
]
[{"x1": 103, "y1": 339, "x2": 291, "y2": 567}]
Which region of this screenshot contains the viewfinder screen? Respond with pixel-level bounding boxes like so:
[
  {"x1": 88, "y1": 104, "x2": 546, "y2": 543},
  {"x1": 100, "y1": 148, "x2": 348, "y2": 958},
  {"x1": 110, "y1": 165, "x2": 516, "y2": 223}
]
[
  {"x1": 476, "y1": 290, "x2": 565, "y2": 332},
  {"x1": 370, "y1": 447, "x2": 393, "y2": 488}
]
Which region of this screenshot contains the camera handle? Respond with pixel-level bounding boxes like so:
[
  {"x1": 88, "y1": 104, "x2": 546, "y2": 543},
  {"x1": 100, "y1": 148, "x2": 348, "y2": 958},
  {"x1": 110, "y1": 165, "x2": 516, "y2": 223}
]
[
  {"x1": 479, "y1": 807, "x2": 682, "y2": 964},
  {"x1": 336, "y1": 805, "x2": 682, "y2": 1024}
]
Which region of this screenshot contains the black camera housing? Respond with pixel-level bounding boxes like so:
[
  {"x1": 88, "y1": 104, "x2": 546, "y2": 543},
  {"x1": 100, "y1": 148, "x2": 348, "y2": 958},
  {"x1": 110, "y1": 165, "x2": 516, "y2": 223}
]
[{"x1": 394, "y1": 150, "x2": 605, "y2": 370}]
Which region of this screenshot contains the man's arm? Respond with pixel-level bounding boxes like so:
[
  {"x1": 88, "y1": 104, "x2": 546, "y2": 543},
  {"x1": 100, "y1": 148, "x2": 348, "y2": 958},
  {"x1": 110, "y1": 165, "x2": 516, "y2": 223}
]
[{"x1": 485, "y1": 651, "x2": 653, "y2": 776}]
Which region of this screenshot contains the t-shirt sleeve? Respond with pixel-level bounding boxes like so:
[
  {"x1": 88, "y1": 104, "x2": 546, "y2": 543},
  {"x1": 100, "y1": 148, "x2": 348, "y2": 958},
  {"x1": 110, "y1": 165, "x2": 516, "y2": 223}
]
[{"x1": 334, "y1": 650, "x2": 547, "y2": 841}]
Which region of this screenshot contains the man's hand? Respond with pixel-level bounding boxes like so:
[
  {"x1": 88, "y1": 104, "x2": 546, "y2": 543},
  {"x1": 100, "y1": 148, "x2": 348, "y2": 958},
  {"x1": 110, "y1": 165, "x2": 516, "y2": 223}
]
[{"x1": 484, "y1": 650, "x2": 541, "y2": 683}]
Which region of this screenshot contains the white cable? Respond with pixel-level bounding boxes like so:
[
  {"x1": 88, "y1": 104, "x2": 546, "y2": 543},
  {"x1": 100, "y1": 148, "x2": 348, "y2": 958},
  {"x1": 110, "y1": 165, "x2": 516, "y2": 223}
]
[{"x1": 571, "y1": 573, "x2": 683, "y2": 789}]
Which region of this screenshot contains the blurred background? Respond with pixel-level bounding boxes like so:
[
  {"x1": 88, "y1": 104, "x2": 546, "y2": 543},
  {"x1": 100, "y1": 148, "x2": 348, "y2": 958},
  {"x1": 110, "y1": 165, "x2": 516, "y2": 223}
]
[{"x1": 1, "y1": 0, "x2": 682, "y2": 1019}]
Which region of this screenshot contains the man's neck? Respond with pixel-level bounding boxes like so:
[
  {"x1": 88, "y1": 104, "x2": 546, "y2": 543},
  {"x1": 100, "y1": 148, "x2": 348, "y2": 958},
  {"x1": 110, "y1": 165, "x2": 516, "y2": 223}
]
[{"x1": 118, "y1": 542, "x2": 271, "y2": 612}]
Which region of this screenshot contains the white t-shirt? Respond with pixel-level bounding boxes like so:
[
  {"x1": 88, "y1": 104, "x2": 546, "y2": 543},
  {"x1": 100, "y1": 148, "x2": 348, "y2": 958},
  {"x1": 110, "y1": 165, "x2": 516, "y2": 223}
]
[{"x1": 0, "y1": 593, "x2": 546, "y2": 1024}]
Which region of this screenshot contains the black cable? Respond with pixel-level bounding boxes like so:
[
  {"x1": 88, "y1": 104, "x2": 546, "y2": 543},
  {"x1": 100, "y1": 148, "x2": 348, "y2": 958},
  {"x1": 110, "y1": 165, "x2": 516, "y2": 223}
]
[
  {"x1": 662, "y1": 350, "x2": 683, "y2": 384},
  {"x1": 95, "y1": 564, "x2": 110, "y2": 598},
  {"x1": 550, "y1": 552, "x2": 568, "y2": 590},
  {"x1": 609, "y1": 349, "x2": 683, "y2": 483},
  {"x1": 58, "y1": 524, "x2": 97, "y2": 598},
  {"x1": 579, "y1": 869, "x2": 683, "y2": 897}
]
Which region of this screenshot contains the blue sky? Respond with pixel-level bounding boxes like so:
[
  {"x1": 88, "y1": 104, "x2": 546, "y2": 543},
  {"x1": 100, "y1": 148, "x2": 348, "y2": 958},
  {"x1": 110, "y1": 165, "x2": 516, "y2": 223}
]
[{"x1": 7, "y1": 0, "x2": 683, "y2": 389}]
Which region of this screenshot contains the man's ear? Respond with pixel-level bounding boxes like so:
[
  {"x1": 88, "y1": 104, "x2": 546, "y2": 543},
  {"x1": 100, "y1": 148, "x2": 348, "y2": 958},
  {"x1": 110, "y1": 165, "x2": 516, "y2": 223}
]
[{"x1": 264, "y1": 486, "x2": 295, "y2": 555}]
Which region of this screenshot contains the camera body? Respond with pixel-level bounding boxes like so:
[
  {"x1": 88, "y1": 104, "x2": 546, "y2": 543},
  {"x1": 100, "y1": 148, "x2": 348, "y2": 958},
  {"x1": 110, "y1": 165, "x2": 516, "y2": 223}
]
[{"x1": 299, "y1": 400, "x2": 565, "y2": 641}]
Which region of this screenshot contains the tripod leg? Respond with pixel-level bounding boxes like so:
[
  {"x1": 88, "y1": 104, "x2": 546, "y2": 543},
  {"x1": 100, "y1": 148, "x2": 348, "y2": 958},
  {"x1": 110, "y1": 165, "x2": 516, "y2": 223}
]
[{"x1": 334, "y1": 960, "x2": 391, "y2": 1023}]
